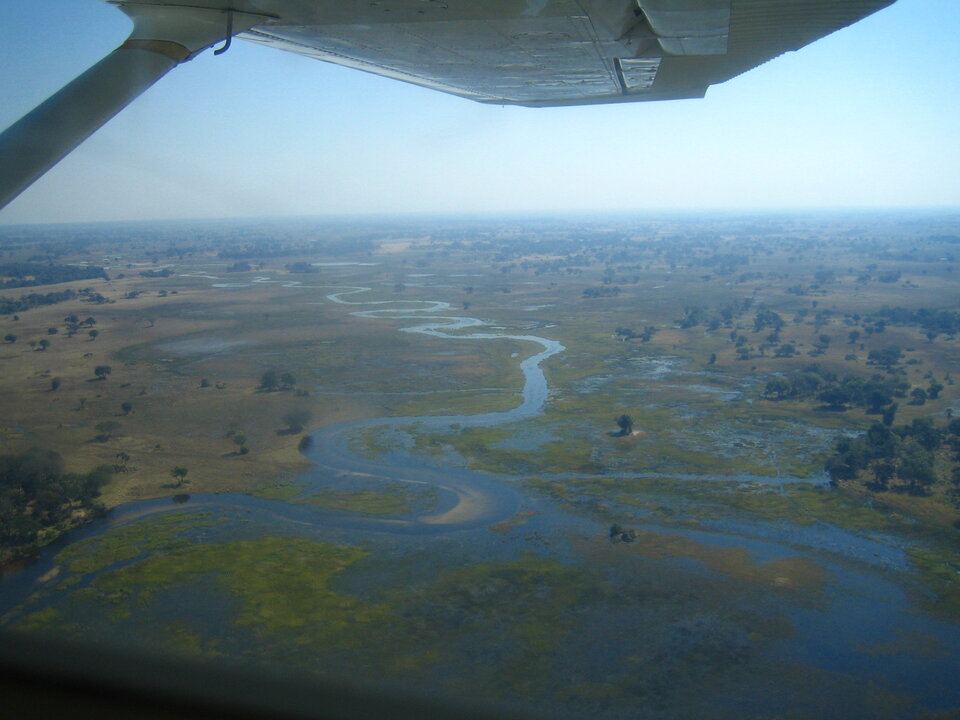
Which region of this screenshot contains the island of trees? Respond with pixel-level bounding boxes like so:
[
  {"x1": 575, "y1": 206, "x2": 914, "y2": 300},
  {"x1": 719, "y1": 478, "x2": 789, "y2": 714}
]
[
  {"x1": 0, "y1": 448, "x2": 112, "y2": 565},
  {"x1": 825, "y1": 417, "x2": 960, "y2": 503}
]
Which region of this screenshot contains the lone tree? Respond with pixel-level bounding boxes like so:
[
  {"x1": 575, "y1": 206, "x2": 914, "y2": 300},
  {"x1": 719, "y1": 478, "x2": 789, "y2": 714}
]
[
  {"x1": 38, "y1": 338, "x2": 50, "y2": 351},
  {"x1": 88, "y1": 329, "x2": 99, "y2": 340},
  {"x1": 259, "y1": 369, "x2": 279, "y2": 390},
  {"x1": 170, "y1": 466, "x2": 189, "y2": 487},
  {"x1": 121, "y1": 402, "x2": 133, "y2": 415},
  {"x1": 114, "y1": 451, "x2": 130, "y2": 473},
  {"x1": 50, "y1": 377, "x2": 61, "y2": 391},
  {"x1": 233, "y1": 433, "x2": 248, "y2": 455},
  {"x1": 94, "y1": 365, "x2": 112, "y2": 380},
  {"x1": 615, "y1": 414, "x2": 634, "y2": 436}
]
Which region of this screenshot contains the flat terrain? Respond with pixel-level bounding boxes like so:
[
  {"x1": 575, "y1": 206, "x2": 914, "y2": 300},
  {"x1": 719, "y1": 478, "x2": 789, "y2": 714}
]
[{"x1": 2, "y1": 212, "x2": 960, "y2": 719}]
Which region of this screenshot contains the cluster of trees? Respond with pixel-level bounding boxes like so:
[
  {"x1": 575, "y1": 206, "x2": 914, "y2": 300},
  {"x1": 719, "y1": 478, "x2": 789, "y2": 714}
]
[
  {"x1": 666, "y1": 298, "x2": 955, "y2": 368},
  {"x1": 0, "y1": 448, "x2": 111, "y2": 551},
  {"x1": 676, "y1": 301, "x2": 749, "y2": 331},
  {"x1": 875, "y1": 306, "x2": 960, "y2": 339},
  {"x1": 753, "y1": 308, "x2": 785, "y2": 333},
  {"x1": 0, "y1": 289, "x2": 77, "y2": 315},
  {"x1": 78, "y1": 288, "x2": 110, "y2": 304},
  {"x1": 763, "y1": 365, "x2": 911, "y2": 415},
  {"x1": 609, "y1": 523, "x2": 637, "y2": 543},
  {"x1": 766, "y1": 367, "x2": 906, "y2": 408},
  {"x1": 259, "y1": 369, "x2": 297, "y2": 391},
  {"x1": 285, "y1": 261, "x2": 320, "y2": 274},
  {"x1": 63, "y1": 314, "x2": 97, "y2": 337},
  {"x1": 3, "y1": 314, "x2": 103, "y2": 348},
  {"x1": 0, "y1": 262, "x2": 107, "y2": 289},
  {"x1": 139, "y1": 268, "x2": 174, "y2": 278},
  {"x1": 614, "y1": 326, "x2": 657, "y2": 342},
  {"x1": 825, "y1": 418, "x2": 960, "y2": 498},
  {"x1": 907, "y1": 379, "x2": 945, "y2": 406},
  {"x1": 866, "y1": 346, "x2": 903, "y2": 369}
]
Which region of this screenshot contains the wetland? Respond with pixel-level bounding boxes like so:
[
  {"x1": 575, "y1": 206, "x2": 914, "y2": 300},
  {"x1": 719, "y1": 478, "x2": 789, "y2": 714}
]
[{"x1": 1, "y1": 211, "x2": 959, "y2": 719}]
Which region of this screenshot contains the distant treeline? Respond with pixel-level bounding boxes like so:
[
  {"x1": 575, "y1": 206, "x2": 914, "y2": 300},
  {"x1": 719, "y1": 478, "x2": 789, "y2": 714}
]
[
  {"x1": 0, "y1": 289, "x2": 77, "y2": 315},
  {"x1": 875, "y1": 306, "x2": 960, "y2": 336},
  {"x1": 0, "y1": 448, "x2": 111, "y2": 556},
  {"x1": 139, "y1": 268, "x2": 174, "y2": 278},
  {"x1": 826, "y1": 418, "x2": 960, "y2": 499},
  {"x1": 0, "y1": 262, "x2": 107, "y2": 289},
  {"x1": 217, "y1": 237, "x2": 375, "y2": 260}
]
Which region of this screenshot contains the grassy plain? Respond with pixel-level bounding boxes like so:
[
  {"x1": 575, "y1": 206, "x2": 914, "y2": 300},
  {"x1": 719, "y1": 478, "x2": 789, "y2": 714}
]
[
  {"x1": 0, "y1": 244, "x2": 523, "y2": 507},
  {"x1": 2, "y1": 217, "x2": 959, "y2": 512}
]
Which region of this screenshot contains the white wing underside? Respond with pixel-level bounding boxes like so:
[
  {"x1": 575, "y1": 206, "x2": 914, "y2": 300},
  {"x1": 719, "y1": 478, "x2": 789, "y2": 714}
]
[{"x1": 237, "y1": 0, "x2": 895, "y2": 106}]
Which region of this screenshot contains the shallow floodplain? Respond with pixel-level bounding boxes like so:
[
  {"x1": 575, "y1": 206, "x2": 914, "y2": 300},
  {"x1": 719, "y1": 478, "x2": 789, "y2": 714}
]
[{"x1": 6, "y1": 502, "x2": 958, "y2": 719}]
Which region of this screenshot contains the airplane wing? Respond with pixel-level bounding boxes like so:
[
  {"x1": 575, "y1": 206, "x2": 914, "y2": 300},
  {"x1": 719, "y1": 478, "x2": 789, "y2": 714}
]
[
  {"x1": 0, "y1": 0, "x2": 897, "y2": 210},
  {"x1": 241, "y1": 0, "x2": 896, "y2": 107}
]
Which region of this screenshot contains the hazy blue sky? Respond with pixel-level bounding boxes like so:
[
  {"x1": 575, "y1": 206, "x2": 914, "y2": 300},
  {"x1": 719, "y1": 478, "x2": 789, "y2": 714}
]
[{"x1": 1, "y1": 0, "x2": 958, "y2": 224}]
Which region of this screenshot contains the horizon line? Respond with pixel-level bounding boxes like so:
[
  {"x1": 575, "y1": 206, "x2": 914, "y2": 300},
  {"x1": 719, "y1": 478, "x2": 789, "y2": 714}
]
[{"x1": 3, "y1": 204, "x2": 960, "y2": 230}]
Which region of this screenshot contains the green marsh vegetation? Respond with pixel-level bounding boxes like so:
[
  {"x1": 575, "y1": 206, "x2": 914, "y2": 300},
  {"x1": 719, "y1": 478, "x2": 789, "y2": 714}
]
[
  {"x1": 9, "y1": 518, "x2": 839, "y2": 714},
  {"x1": 296, "y1": 483, "x2": 437, "y2": 516}
]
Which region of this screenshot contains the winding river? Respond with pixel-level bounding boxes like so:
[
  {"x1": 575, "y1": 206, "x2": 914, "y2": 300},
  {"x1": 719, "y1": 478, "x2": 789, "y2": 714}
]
[{"x1": 298, "y1": 285, "x2": 565, "y2": 531}]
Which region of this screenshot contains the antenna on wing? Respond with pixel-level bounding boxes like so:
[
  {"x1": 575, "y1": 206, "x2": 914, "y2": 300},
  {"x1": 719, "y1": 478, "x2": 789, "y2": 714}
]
[{"x1": 214, "y1": 11, "x2": 235, "y2": 56}]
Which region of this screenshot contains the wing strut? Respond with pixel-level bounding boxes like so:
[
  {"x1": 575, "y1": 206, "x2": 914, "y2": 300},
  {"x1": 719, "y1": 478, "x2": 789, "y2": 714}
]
[{"x1": 0, "y1": 4, "x2": 266, "y2": 212}]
